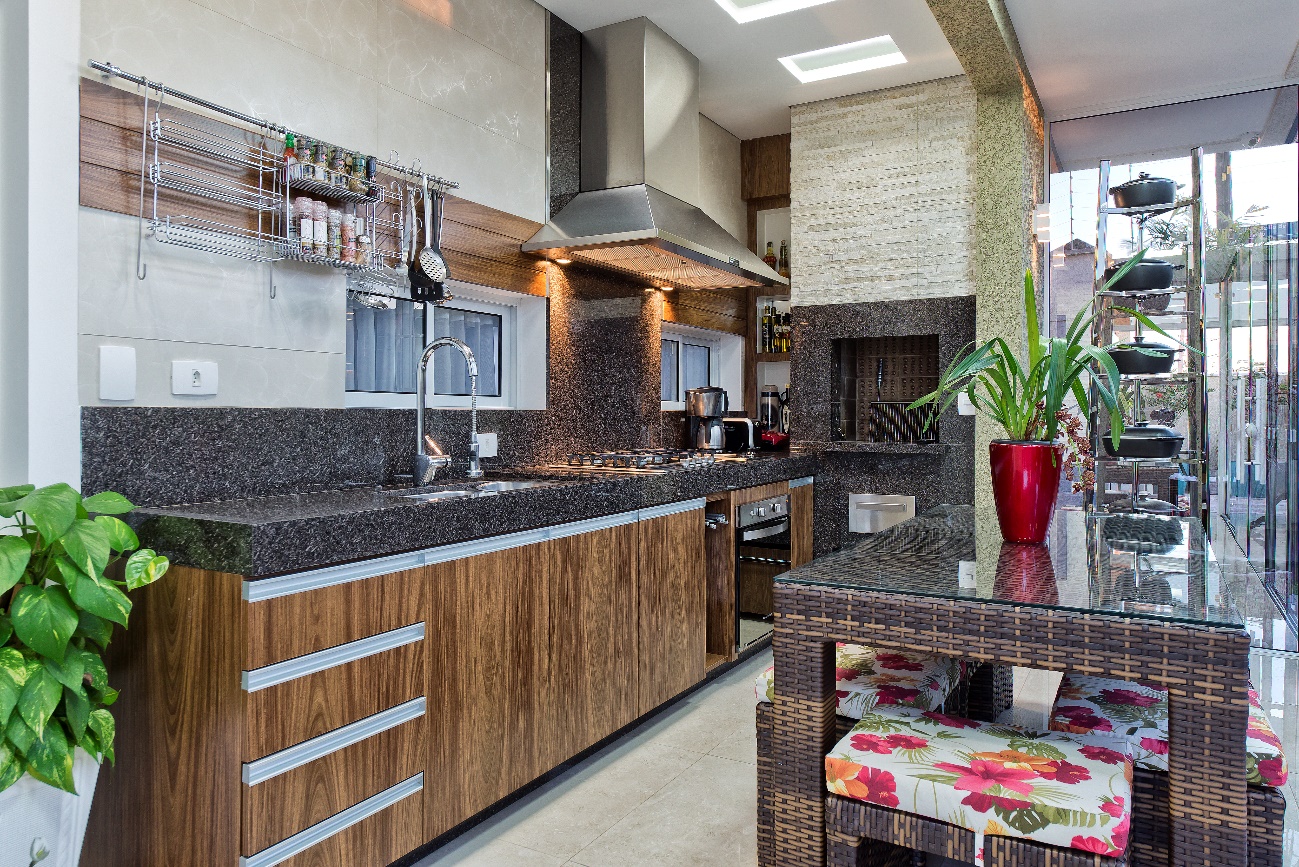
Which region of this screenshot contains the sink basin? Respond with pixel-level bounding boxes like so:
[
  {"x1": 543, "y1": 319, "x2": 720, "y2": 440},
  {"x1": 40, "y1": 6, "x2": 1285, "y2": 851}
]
[
  {"x1": 400, "y1": 489, "x2": 475, "y2": 502},
  {"x1": 474, "y1": 480, "x2": 554, "y2": 493}
]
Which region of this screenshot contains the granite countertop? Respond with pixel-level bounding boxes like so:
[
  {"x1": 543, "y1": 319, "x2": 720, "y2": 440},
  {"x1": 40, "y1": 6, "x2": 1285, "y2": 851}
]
[{"x1": 136, "y1": 454, "x2": 818, "y2": 578}]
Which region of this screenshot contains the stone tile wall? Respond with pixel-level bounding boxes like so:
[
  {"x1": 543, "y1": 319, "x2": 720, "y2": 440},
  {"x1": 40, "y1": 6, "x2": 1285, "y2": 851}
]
[{"x1": 790, "y1": 76, "x2": 977, "y2": 307}]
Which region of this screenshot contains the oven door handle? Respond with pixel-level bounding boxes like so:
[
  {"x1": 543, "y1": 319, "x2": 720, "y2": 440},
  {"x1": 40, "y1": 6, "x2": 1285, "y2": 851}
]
[{"x1": 739, "y1": 517, "x2": 789, "y2": 542}]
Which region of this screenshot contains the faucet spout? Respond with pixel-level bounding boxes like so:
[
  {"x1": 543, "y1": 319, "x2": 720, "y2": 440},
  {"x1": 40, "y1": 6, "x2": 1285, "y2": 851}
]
[{"x1": 416, "y1": 336, "x2": 483, "y2": 483}]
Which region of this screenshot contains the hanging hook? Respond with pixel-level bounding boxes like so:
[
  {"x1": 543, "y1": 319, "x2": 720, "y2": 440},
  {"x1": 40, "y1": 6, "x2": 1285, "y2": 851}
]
[
  {"x1": 269, "y1": 259, "x2": 277, "y2": 299},
  {"x1": 135, "y1": 83, "x2": 151, "y2": 280}
]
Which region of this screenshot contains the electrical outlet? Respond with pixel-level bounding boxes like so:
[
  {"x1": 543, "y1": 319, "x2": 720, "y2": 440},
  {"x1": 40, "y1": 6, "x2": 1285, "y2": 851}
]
[
  {"x1": 476, "y1": 432, "x2": 498, "y2": 458},
  {"x1": 172, "y1": 361, "x2": 219, "y2": 396}
]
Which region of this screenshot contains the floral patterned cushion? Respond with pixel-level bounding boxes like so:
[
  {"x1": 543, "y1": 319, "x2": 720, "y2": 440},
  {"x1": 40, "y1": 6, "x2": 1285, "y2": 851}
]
[
  {"x1": 825, "y1": 706, "x2": 1133, "y2": 863},
  {"x1": 1048, "y1": 673, "x2": 1288, "y2": 787},
  {"x1": 755, "y1": 644, "x2": 965, "y2": 718}
]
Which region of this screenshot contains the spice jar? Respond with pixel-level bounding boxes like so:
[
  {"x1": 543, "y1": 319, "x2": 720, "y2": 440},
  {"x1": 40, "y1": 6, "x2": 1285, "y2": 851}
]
[
  {"x1": 312, "y1": 200, "x2": 328, "y2": 257},
  {"x1": 327, "y1": 208, "x2": 342, "y2": 259},
  {"x1": 356, "y1": 235, "x2": 373, "y2": 266},
  {"x1": 294, "y1": 196, "x2": 314, "y2": 253}
]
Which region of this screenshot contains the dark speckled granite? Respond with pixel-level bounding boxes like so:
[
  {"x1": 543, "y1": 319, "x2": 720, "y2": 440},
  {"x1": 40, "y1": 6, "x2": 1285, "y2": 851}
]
[
  {"x1": 547, "y1": 13, "x2": 582, "y2": 219},
  {"x1": 789, "y1": 297, "x2": 976, "y2": 554},
  {"x1": 136, "y1": 454, "x2": 818, "y2": 576}
]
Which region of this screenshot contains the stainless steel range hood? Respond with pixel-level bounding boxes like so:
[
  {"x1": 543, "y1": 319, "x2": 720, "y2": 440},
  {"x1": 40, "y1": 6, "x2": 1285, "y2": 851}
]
[{"x1": 523, "y1": 18, "x2": 786, "y2": 291}]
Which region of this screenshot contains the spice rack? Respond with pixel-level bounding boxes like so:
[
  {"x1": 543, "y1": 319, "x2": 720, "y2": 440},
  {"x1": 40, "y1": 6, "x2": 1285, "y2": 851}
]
[
  {"x1": 90, "y1": 59, "x2": 457, "y2": 305},
  {"x1": 1088, "y1": 149, "x2": 1209, "y2": 522}
]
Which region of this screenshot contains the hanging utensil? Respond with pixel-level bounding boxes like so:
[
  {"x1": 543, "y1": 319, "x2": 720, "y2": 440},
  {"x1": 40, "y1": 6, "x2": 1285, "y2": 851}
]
[
  {"x1": 419, "y1": 185, "x2": 450, "y2": 302},
  {"x1": 407, "y1": 180, "x2": 433, "y2": 301}
]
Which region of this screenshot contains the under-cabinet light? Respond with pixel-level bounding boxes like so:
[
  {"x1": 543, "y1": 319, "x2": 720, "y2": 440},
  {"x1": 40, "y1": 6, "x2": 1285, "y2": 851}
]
[
  {"x1": 553, "y1": 258, "x2": 571, "y2": 265},
  {"x1": 779, "y1": 35, "x2": 906, "y2": 83},
  {"x1": 713, "y1": 0, "x2": 838, "y2": 23}
]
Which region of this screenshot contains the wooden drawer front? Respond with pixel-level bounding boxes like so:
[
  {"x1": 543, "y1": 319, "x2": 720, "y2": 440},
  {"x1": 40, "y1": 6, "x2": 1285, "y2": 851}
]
[
  {"x1": 243, "y1": 566, "x2": 426, "y2": 670},
  {"x1": 243, "y1": 625, "x2": 425, "y2": 761},
  {"x1": 242, "y1": 773, "x2": 424, "y2": 867},
  {"x1": 241, "y1": 700, "x2": 426, "y2": 856}
]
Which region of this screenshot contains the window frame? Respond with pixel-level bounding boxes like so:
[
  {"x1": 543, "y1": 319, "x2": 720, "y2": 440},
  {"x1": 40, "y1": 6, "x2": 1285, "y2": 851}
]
[
  {"x1": 345, "y1": 281, "x2": 547, "y2": 411},
  {"x1": 660, "y1": 325, "x2": 724, "y2": 411}
]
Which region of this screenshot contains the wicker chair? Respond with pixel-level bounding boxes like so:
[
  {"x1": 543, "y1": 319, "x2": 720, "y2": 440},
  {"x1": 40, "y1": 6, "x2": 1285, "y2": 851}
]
[{"x1": 825, "y1": 795, "x2": 1128, "y2": 867}]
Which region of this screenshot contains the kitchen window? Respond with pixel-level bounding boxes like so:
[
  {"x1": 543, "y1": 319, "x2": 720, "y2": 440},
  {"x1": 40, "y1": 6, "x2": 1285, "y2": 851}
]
[
  {"x1": 346, "y1": 281, "x2": 548, "y2": 410},
  {"x1": 660, "y1": 324, "x2": 742, "y2": 411}
]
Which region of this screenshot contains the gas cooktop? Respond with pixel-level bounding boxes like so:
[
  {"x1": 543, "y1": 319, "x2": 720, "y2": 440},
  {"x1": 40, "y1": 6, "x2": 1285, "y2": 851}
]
[{"x1": 547, "y1": 449, "x2": 750, "y2": 474}]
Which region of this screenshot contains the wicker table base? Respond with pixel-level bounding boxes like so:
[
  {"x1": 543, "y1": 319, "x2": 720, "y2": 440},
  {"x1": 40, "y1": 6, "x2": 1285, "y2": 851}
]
[{"x1": 762, "y1": 583, "x2": 1252, "y2": 867}]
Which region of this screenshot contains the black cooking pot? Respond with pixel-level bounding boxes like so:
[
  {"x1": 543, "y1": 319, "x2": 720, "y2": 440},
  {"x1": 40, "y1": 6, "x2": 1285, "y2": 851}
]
[
  {"x1": 1107, "y1": 337, "x2": 1179, "y2": 375},
  {"x1": 1102, "y1": 422, "x2": 1184, "y2": 459},
  {"x1": 1110, "y1": 172, "x2": 1177, "y2": 210},
  {"x1": 1102, "y1": 513, "x2": 1184, "y2": 555},
  {"x1": 1104, "y1": 259, "x2": 1175, "y2": 292}
]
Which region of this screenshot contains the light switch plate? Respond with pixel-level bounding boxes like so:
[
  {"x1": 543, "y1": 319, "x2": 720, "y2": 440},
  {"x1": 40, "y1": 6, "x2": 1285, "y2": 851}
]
[
  {"x1": 98, "y1": 346, "x2": 136, "y2": 401},
  {"x1": 957, "y1": 392, "x2": 976, "y2": 416},
  {"x1": 172, "y1": 361, "x2": 218, "y2": 396},
  {"x1": 476, "y1": 432, "x2": 498, "y2": 458}
]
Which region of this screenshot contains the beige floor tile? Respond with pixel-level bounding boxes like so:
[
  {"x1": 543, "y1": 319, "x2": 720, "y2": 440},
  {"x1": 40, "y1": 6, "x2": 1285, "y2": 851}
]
[
  {"x1": 567, "y1": 754, "x2": 757, "y2": 867},
  {"x1": 495, "y1": 741, "x2": 703, "y2": 859},
  {"x1": 414, "y1": 836, "x2": 565, "y2": 866}
]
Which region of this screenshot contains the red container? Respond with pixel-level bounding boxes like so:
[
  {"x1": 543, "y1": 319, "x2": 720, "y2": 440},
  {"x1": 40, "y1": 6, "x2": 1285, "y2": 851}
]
[{"x1": 989, "y1": 440, "x2": 1063, "y2": 544}]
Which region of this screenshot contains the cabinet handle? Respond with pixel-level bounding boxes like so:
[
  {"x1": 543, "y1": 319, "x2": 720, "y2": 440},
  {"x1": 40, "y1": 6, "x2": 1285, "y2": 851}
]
[
  {"x1": 242, "y1": 697, "x2": 425, "y2": 786},
  {"x1": 242, "y1": 623, "x2": 425, "y2": 692},
  {"x1": 239, "y1": 773, "x2": 424, "y2": 867}
]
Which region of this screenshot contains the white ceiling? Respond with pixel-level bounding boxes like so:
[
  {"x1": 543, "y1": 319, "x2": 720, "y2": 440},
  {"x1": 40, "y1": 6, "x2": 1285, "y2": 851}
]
[
  {"x1": 1004, "y1": 0, "x2": 1299, "y2": 122},
  {"x1": 534, "y1": 0, "x2": 964, "y2": 140}
]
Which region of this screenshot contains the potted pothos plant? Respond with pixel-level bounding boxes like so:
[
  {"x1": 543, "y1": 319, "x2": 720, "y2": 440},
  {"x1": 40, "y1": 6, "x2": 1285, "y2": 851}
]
[
  {"x1": 909, "y1": 254, "x2": 1178, "y2": 543},
  {"x1": 0, "y1": 483, "x2": 168, "y2": 866}
]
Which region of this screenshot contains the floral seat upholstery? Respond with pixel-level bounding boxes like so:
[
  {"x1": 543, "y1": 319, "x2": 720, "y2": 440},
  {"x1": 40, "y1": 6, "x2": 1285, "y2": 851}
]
[
  {"x1": 1048, "y1": 673, "x2": 1288, "y2": 787},
  {"x1": 825, "y1": 706, "x2": 1134, "y2": 862},
  {"x1": 755, "y1": 644, "x2": 965, "y2": 718}
]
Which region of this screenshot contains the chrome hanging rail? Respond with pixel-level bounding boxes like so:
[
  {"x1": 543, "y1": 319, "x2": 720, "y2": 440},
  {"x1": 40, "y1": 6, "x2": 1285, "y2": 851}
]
[{"x1": 87, "y1": 59, "x2": 458, "y2": 192}]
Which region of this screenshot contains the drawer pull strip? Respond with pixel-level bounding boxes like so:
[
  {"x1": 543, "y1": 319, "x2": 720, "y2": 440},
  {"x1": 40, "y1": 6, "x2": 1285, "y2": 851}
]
[
  {"x1": 241, "y1": 623, "x2": 426, "y2": 693},
  {"x1": 239, "y1": 772, "x2": 424, "y2": 867},
  {"x1": 789, "y1": 476, "x2": 814, "y2": 488},
  {"x1": 242, "y1": 697, "x2": 425, "y2": 786},
  {"x1": 639, "y1": 498, "x2": 707, "y2": 521}
]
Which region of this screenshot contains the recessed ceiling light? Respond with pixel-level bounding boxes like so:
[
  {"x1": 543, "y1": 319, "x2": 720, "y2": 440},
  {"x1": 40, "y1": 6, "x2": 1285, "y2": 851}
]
[
  {"x1": 779, "y1": 35, "x2": 906, "y2": 83},
  {"x1": 712, "y1": 0, "x2": 837, "y2": 24}
]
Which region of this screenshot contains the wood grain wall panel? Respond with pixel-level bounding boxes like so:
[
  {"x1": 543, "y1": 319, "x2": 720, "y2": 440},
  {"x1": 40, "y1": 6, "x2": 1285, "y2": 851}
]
[
  {"x1": 662, "y1": 288, "x2": 748, "y2": 335},
  {"x1": 243, "y1": 640, "x2": 424, "y2": 761},
  {"x1": 546, "y1": 522, "x2": 640, "y2": 759},
  {"x1": 79, "y1": 76, "x2": 548, "y2": 296},
  {"x1": 637, "y1": 509, "x2": 707, "y2": 715},
  {"x1": 791, "y1": 482, "x2": 815, "y2": 568},
  {"x1": 82, "y1": 566, "x2": 245, "y2": 867},
  {"x1": 741, "y1": 134, "x2": 791, "y2": 201},
  {"x1": 241, "y1": 715, "x2": 425, "y2": 855},
  {"x1": 425, "y1": 543, "x2": 551, "y2": 838},
  {"x1": 274, "y1": 781, "x2": 424, "y2": 867},
  {"x1": 243, "y1": 567, "x2": 426, "y2": 670},
  {"x1": 733, "y1": 481, "x2": 790, "y2": 505}
]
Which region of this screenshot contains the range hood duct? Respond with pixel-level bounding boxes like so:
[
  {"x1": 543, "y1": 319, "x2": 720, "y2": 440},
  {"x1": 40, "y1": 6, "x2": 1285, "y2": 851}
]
[{"x1": 523, "y1": 18, "x2": 786, "y2": 290}]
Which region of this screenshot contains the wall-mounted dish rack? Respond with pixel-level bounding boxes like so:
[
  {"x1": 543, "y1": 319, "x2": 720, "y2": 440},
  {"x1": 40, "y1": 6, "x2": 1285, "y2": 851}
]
[{"x1": 89, "y1": 60, "x2": 456, "y2": 305}]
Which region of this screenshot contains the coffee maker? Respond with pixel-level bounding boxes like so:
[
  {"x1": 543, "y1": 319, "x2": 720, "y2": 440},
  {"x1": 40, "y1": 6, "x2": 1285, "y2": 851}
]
[{"x1": 686, "y1": 387, "x2": 728, "y2": 450}]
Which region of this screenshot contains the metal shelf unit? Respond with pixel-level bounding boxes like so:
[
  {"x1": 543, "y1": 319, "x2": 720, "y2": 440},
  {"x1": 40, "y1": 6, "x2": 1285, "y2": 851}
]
[
  {"x1": 1090, "y1": 149, "x2": 1210, "y2": 524},
  {"x1": 89, "y1": 59, "x2": 457, "y2": 305}
]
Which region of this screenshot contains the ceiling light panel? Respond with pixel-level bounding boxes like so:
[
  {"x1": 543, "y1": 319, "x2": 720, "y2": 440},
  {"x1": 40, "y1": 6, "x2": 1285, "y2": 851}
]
[
  {"x1": 779, "y1": 36, "x2": 907, "y2": 83},
  {"x1": 712, "y1": 0, "x2": 838, "y2": 24}
]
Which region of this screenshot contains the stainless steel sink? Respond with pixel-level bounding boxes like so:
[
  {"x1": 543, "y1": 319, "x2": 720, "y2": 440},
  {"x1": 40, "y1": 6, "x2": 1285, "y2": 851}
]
[
  {"x1": 399, "y1": 489, "x2": 475, "y2": 502},
  {"x1": 474, "y1": 480, "x2": 554, "y2": 493}
]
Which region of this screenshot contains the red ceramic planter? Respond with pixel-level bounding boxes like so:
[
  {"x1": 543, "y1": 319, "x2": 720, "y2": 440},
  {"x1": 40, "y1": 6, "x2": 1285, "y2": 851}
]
[{"x1": 989, "y1": 440, "x2": 1063, "y2": 544}]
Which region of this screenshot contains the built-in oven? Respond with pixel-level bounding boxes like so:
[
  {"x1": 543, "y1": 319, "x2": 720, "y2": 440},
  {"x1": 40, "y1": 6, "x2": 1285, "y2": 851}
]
[{"x1": 734, "y1": 493, "x2": 790, "y2": 651}]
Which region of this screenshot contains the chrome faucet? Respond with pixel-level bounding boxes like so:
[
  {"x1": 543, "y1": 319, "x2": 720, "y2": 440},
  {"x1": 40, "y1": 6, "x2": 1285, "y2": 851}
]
[{"x1": 415, "y1": 337, "x2": 483, "y2": 484}]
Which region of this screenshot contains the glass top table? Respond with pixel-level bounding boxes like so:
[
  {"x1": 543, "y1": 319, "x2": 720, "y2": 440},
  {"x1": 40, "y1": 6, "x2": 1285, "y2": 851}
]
[
  {"x1": 763, "y1": 503, "x2": 1253, "y2": 867},
  {"x1": 776, "y1": 504, "x2": 1243, "y2": 628}
]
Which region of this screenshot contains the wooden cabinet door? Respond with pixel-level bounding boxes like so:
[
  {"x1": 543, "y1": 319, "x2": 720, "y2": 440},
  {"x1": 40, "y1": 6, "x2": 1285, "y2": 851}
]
[
  {"x1": 637, "y1": 508, "x2": 707, "y2": 716},
  {"x1": 791, "y1": 482, "x2": 815, "y2": 568},
  {"x1": 425, "y1": 542, "x2": 550, "y2": 839},
  {"x1": 546, "y1": 521, "x2": 640, "y2": 761}
]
